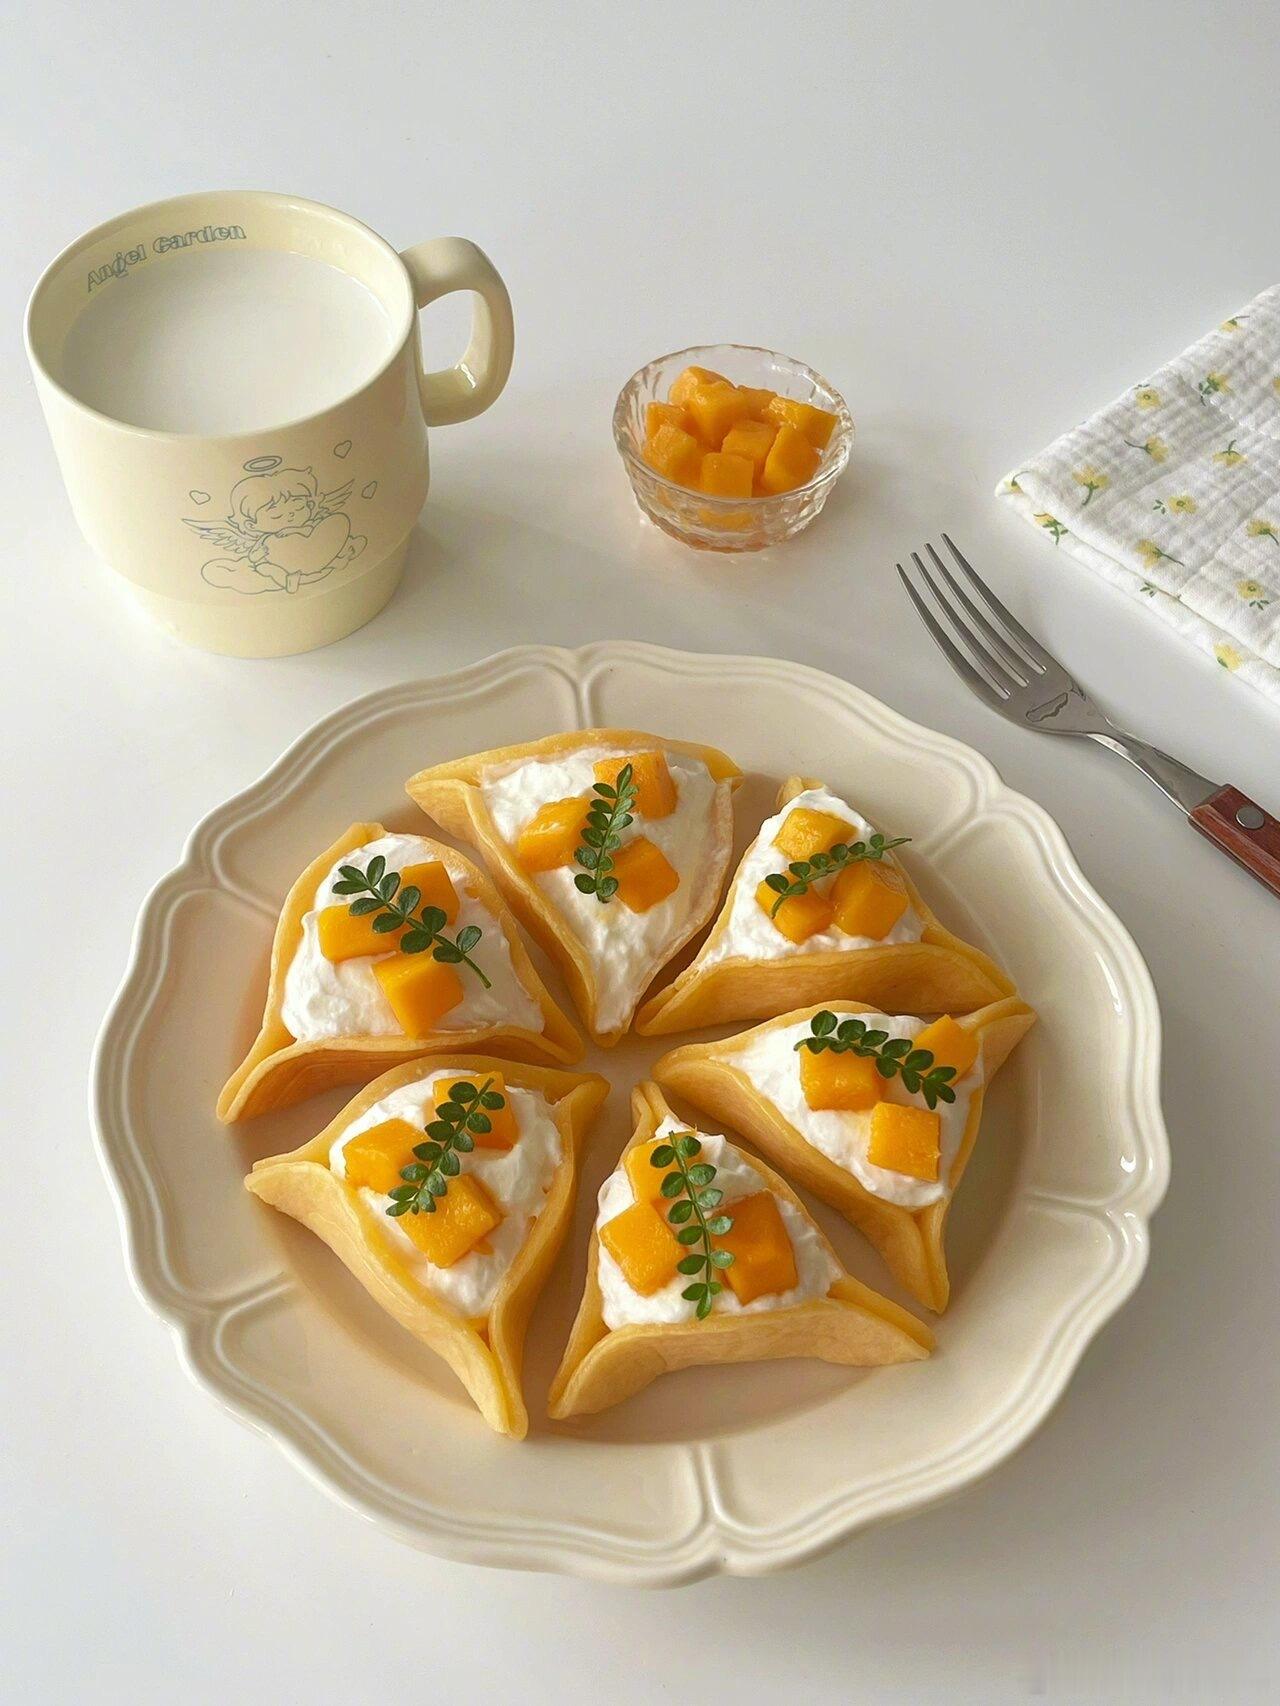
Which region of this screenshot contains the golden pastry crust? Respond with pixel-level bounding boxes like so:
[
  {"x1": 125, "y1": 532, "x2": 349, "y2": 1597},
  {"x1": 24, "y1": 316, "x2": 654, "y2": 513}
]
[
  {"x1": 246, "y1": 1056, "x2": 610, "y2": 1438},
  {"x1": 217, "y1": 822, "x2": 584, "y2": 1123},
  {"x1": 547, "y1": 1083, "x2": 932, "y2": 1420},
  {"x1": 404, "y1": 730, "x2": 743, "y2": 1047},
  {"x1": 653, "y1": 997, "x2": 1036, "y2": 1312},
  {"x1": 635, "y1": 776, "x2": 1017, "y2": 1035}
]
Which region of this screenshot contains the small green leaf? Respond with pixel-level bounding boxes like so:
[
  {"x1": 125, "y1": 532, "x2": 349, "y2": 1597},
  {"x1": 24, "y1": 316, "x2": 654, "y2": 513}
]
[
  {"x1": 349, "y1": 895, "x2": 382, "y2": 916},
  {"x1": 668, "y1": 1199, "x2": 694, "y2": 1225},
  {"x1": 696, "y1": 1292, "x2": 714, "y2": 1319},
  {"x1": 397, "y1": 885, "x2": 420, "y2": 914},
  {"x1": 676, "y1": 1254, "x2": 706, "y2": 1276},
  {"x1": 574, "y1": 872, "x2": 598, "y2": 893},
  {"x1": 480, "y1": 1091, "x2": 504, "y2": 1110},
  {"x1": 674, "y1": 1134, "x2": 700, "y2": 1158},
  {"x1": 372, "y1": 912, "x2": 402, "y2": 933},
  {"x1": 596, "y1": 877, "x2": 619, "y2": 900},
  {"x1": 366, "y1": 855, "x2": 386, "y2": 885},
  {"x1": 456, "y1": 925, "x2": 482, "y2": 954},
  {"x1": 650, "y1": 1144, "x2": 676, "y2": 1167},
  {"x1": 401, "y1": 931, "x2": 431, "y2": 953},
  {"x1": 433, "y1": 941, "x2": 463, "y2": 963},
  {"x1": 682, "y1": 1283, "x2": 709, "y2": 1304},
  {"x1": 686, "y1": 1163, "x2": 715, "y2": 1187},
  {"x1": 676, "y1": 1224, "x2": 702, "y2": 1246},
  {"x1": 467, "y1": 1111, "x2": 492, "y2": 1134},
  {"x1": 453, "y1": 1130, "x2": 475, "y2": 1153},
  {"x1": 386, "y1": 1201, "x2": 410, "y2": 1217},
  {"x1": 659, "y1": 1173, "x2": 683, "y2": 1198},
  {"x1": 418, "y1": 906, "x2": 447, "y2": 936},
  {"x1": 764, "y1": 873, "x2": 790, "y2": 894},
  {"x1": 709, "y1": 1248, "x2": 735, "y2": 1268},
  {"x1": 705, "y1": 1214, "x2": 733, "y2": 1236},
  {"x1": 441, "y1": 1151, "x2": 460, "y2": 1176},
  {"x1": 696, "y1": 1187, "x2": 723, "y2": 1211},
  {"x1": 812, "y1": 1011, "x2": 838, "y2": 1037}
]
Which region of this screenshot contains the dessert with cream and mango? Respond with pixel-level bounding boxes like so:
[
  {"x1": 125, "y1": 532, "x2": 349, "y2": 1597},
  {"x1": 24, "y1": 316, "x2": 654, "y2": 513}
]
[
  {"x1": 547, "y1": 1082, "x2": 932, "y2": 1419},
  {"x1": 246, "y1": 1057, "x2": 609, "y2": 1438},
  {"x1": 405, "y1": 731, "x2": 742, "y2": 1045},
  {"x1": 636, "y1": 775, "x2": 1017, "y2": 1036},
  {"x1": 643, "y1": 363, "x2": 841, "y2": 500},
  {"x1": 654, "y1": 998, "x2": 1035, "y2": 1312},
  {"x1": 217, "y1": 823, "x2": 583, "y2": 1122}
]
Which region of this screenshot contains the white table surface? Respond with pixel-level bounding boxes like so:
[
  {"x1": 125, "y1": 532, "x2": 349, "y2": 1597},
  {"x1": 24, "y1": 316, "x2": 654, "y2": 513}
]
[{"x1": 5, "y1": 2, "x2": 1279, "y2": 1700}]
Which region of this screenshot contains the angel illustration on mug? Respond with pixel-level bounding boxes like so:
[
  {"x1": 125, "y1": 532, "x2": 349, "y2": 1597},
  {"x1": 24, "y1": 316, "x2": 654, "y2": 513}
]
[{"x1": 183, "y1": 464, "x2": 366, "y2": 594}]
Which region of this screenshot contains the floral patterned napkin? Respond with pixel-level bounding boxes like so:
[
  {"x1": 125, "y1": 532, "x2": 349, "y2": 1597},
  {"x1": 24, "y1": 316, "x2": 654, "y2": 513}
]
[{"x1": 998, "y1": 284, "x2": 1280, "y2": 703}]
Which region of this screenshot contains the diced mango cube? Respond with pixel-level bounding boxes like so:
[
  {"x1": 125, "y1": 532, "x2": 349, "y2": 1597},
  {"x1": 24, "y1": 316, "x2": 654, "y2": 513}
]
[
  {"x1": 611, "y1": 837, "x2": 680, "y2": 912},
  {"x1": 830, "y1": 861, "x2": 909, "y2": 940},
  {"x1": 341, "y1": 1118, "x2": 423, "y2": 1195},
  {"x1": 867, "y1": 1102, "x2": 941, "y2": 1182},
  {"x1": 735, "y1": 385, "x2": 778, "y2": 419},
  {"x1": 594, "y1": 751, "x2": 677, "y2": 818},
  {"x1": 715, "y1": 1191, "x2": 798, "y2": 1304},
  {"x1": 760, "y1": 422, "x2": 821, "y2": 494},
  {"x1": 799, "y1": 1047, "x2": 883, "y2": 1112},
  {"x1": 316, "y1": 861, "x2": 458, "y2": 962},
  {"x1": 317, "y1": 905, "x2": 402, "y2": 963},
  {"x1": 720, "y1": 418, "x2": 776, "y2": 478},
  {"x1": 773, "y1": 806, "x2": 855, "y2": 861},
  {"x1": 397, "y1": 1174, "x2": 502, "y2": 1267},
  {"x1": 669, "y1": 364, "x2": 728, "y2": 406},
  {"x1": 373, "y1": 954, "x2": 465, "y2": 1035},
  {"x1": 699, "y1": 451, "x2": 754, "y2": 499},
  {"x1": 645, "y1": 400, "x2": 693, "y2": 441},
  {"x1": 756, "y1": 880, "x2": 833, "y2": 942},
  {"x1": 516, "y1": 796, "x2": 591, "y2": 873},
  {"x1": 432, "y1": 1072, "x2": 519, "y2": 1150},
  {"x1": 643, "y1": 421, "x2": 703, "y2": 488},
  {"x1": 765, "y1": 394, "x2": 840, "y2": 450},
  {"x1": 685, "y1": 381, "x2": 754, "y2": 449},
  {"x1": 599, "y1": 1200, "x2": 681, "y2": 1294},
  {"x1": 913, "y1": 1015, "x2": 979, "y2": 1081},
  {"x1": 624, "y1": 1137, "x2": 677, "y2": 1205}
]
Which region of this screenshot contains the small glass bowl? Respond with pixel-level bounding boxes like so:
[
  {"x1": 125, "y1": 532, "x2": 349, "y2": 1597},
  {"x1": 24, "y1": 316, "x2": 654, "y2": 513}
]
[{"x1": 613, "y1": 342, "x2": 853, "y2": 553}]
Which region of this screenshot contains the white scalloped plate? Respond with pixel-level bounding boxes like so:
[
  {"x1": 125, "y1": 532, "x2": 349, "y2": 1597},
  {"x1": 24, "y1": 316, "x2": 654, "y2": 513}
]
[{"x1": 91, "y1": 643, "x2": 1168, "y2": 1584}]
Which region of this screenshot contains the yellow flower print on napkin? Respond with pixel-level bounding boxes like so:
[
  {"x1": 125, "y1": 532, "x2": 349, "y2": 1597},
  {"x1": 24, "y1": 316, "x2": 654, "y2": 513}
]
[
  {"x1": 1153, "y1": 494, "x2": 1197, "y2": 516},
  {"x1": 1236, "y1": 578, "x2": 1273, "y2": 610},
  {"x1": 1136, "y1": 538, "x2": 1184, "y2": 569},
  {"x1": 1247, "y1": 518, "x2": 1280, "y2": 547},
  {"x1": 1198, "y1": 372, "x2": 1230, "y2": 402},
  {"x1": 1124, "y1": 435, "x2": 1169, "y2": 463},
  {"x1": 1072, "y1": 466, "x2": 1108, "y2": 506},
  {"x1": 1034, "y1": 512, "x2": 1068, "y2": 544},
  {"x1": 1134, "y1": 386, "x2": 1161, "y2": 410},
  {"x1": 1214, "y1": 643, "x2": 1243, "y2": 671},
  {"x1": 1213, "y1": 440, "x2": 1246, "y2": 466}
]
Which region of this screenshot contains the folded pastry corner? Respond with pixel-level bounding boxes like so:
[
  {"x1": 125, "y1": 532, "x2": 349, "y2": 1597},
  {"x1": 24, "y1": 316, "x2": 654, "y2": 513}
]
[
  {"x1": 547, "y1": 1082, "x2": 932, "y2": 1420},
  {"x1": 405, "y1": 730, "x2": 742, "y2": 1045},
  {"x1": 653, "y1": 996, "x2": 1035, "y2": 1311},
  {"x1": 636, "y1": 775, "x2": 1016, "y2": 1036},
  {"x1": 217, "y1": 821, "x2": 584, "y2": 1123},
  {"x1": 246, "y1": 1056, "x2": 610, "y2": 1438}
]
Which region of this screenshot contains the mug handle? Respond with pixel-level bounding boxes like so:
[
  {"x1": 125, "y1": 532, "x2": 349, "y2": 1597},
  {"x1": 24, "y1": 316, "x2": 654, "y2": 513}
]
[{"x1": 398, "y1": 236, "x2": 514, "y2": 426}]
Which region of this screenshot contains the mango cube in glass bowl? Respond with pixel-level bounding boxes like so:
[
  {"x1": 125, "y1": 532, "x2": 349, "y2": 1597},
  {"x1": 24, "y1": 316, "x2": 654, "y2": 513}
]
[{"x1": 614, "y1": 343, "x2": 853, "y2": 552}]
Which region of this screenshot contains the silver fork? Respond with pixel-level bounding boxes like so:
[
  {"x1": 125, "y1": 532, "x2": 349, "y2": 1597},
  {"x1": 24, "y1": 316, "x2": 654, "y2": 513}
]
[{"x1": 897, "y1": 534, "x2": 1280, "y2": 897}]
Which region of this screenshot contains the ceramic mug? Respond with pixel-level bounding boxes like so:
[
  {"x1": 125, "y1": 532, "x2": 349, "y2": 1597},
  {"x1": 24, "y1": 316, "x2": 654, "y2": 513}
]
[{"x1": 26, "y1": 190, "x2": 514, "y2": 657}]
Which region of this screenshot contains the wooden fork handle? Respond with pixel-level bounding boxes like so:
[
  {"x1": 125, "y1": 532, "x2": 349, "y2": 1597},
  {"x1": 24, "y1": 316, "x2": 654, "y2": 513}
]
[{"x1": 1189, "y1": 785, "x2": 1280, "y2": 897}]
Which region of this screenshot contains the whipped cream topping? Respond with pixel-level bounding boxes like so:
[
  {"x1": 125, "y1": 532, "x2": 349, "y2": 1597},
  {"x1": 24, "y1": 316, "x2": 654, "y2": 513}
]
[
  {"x1": 700, "y1": 785, "x2": 922, "y2": 967},
  {"x1": 480, "y1": 745, "x2": 727, "y2": 1033},
  {"x1": 595, "y1": 1118, "x2": 838, "y2": 1328},
  {"x1": 729, "y1": 1013, "x2": 983, "y2": 1209},
  {"x1": 280, "y1": 834, "x2": 541, "y2": 1042},
  {"x1": 330, "y1": 1069, "x2": 562, "y2": 1317}
]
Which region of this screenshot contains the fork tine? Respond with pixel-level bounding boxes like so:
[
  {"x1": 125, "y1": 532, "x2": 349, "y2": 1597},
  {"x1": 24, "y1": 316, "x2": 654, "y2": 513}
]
[
  {"x1": 895, "y1": 565, "x2": 1010, "y2": 709},
  {"x1": 941, "y1": 533, "x2": 1055, "y2": 671},
  {"x1": 909, "y1": 551, "x2": 1021, "y2": 691},
  {"x1": 924, "y1": 543, "x2": 1035, "y2": 682}
]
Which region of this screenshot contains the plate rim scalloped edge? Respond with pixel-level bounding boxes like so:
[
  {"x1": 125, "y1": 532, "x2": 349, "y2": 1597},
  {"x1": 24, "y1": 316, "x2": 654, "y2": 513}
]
[{"x1": 89, "y1": 641, "x2": 1170, "y2": 1585}]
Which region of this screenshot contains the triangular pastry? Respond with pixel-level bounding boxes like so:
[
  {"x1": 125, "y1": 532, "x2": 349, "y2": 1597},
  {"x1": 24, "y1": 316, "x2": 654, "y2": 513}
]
[
  {"x1": 546, "y1": 1082, "x2": 932, "y2": 1419},
  {"x1": 636, "y1": 775, "x2": 1015, "y2": 1035},
  {"x1": 654, "y1": 997, "x2": 1035, "y2": 1311},
  {"x1": 217, "y1": 822, "x2": 583, "y2": 1123},
  {"x1": 404, "y1": 731, "x2": 742, "y2": 1045},
  {"x1": 247, "y1": 1057, "x2": 608, "y2": 1438}
]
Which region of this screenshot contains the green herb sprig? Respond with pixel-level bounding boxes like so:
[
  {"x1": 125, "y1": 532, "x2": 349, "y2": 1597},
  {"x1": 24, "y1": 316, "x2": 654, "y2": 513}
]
[
  {"x1": 651, "y1": 1133, "x2": 735, "y2": 1319},
  {"x1": 386, "y1": 1077, "x2": 504, "y2": 1218},
  {"x1": 764, "y1": 832, "x2": 909, "y2": 918},
  {"x1": 573, "y1": 763, "x2": 638, "y2": 904},
  {"x1": 334, "y1": 856, "x2": 492, "y2": 988},
  {"x1": 796, "y1": 1011, "x2": 957, "y2": 1109}
]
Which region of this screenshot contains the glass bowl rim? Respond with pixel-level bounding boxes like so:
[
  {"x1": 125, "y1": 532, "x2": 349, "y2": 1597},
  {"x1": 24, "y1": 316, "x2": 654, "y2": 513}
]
[{"x1": 612, "y1": 342, "x2": 854, "y2": 510}]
